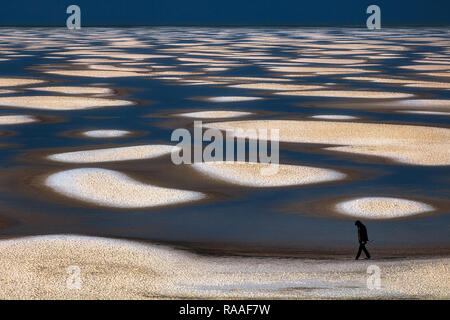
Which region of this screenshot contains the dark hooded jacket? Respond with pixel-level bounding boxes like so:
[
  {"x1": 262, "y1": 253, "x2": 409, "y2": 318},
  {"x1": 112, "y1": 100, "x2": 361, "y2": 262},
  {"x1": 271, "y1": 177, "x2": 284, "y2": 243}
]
[{"x1": 356, "y1": 221, "x2": 369, "y2": 243}]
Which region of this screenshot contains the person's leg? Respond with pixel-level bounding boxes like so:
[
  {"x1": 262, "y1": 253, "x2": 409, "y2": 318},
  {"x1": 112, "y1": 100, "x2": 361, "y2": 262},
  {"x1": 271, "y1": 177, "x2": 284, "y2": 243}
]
[
  {"x1": 362, "y1": 244, "x2": 371, "y2": 259},
  {"x1": 355, "y1": 244, "x2": 363, "y2": 260}
]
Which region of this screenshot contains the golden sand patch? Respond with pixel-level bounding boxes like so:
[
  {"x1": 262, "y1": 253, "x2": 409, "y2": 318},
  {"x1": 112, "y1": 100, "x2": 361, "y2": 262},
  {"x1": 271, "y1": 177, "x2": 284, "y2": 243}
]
[
  {"x1": 0, "y1": 77, "x2": 45, "y2": 87},
  {"x1": 177, "y1": 110, "x2": 252, "y2": 118},
  {"x1": 48, "y1": 145, "x2": 179, "y2": 163},
  {"x1": 192, "y1": 161, "x2": 345, "y2": 187},
  {"x1": 335, "y1": 197, "x2": 434, "y2": 219},
  {"x1": 0, "y1": 96, "x2": 132, "y2": 110},
  {"x1": 0, "y1": 235, "x2": 447, "y2": 299},
  {"x1": 0, "y1": 115, "x2": 37, "y2": 125},
  {"x1": 203, "y1": 120, "x2": 450, "y2": 166},
  {"x1": 276, "y1": 90, "x2": 413, "y2": 99},
  {"x1": 29, "y1": 86, "x2": 113, "y2": 95},
  {"x1": 45, "y1": 168, "x2": 205, "y2": 208},
  {"x1": 229, "y1": 83, "x2": 323, "y2": 91}
]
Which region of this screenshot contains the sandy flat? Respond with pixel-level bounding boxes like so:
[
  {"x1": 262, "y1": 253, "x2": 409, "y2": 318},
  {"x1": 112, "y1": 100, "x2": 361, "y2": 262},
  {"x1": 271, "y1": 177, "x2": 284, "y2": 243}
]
[
  {"x1": 276, "y1": 90, "x2": 413, "y2": 99},
  {"x1": 335, "y1": 197, "x2": 434, "y2": 219},
  {"x1": 0, "y1": 77, "x2": 45, "y2": 87},
  {"x1": 207, "y1": 96, "x2": 262, "y2": 102},
  {"x1": 0, "y1": 96, "x2": 133, "y2": 110},
  {"x1": 0, "y1": 235, "x2": 447, "y2": 299},
  {"x1": 229, "y1": 83, "x2": 323, "y2": 91},
  {"x1": 30, "y1": 86, "x2": 114, "y2": 95},
  {"x1": 48, "y1": 145, "x2": 179, "y2": 163},
  {"x1": 45, "y1": 168, "x2": 205, "y2": 208},
  {"x1": 0, "y1": 115, "x2": 37, "y2": 125},
  {"x1": 192, "y1": 161, "x2": 345, "y2": 187},
  {"x1": 203, "y1": 120, "x2": 450, "y2": 166},
  {"x1": 82, "y1": 130, "x2": 131, "y2": 138},
  {"x1": 177, "y1": 110, "x2": 252, "y2": 119}
]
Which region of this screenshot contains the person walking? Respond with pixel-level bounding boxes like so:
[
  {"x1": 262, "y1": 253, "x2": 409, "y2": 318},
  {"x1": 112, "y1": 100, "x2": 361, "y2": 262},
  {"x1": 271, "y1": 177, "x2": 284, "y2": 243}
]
[{"x1": 355, "y1": 220, "x2": 371, "y2": 260}]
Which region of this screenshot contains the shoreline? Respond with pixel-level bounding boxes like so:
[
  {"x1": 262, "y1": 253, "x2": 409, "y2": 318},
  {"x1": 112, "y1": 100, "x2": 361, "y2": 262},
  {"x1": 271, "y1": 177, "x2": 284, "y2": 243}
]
[{"x1": 0, "y1": 233, "x2": 448, "y2": 260}]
